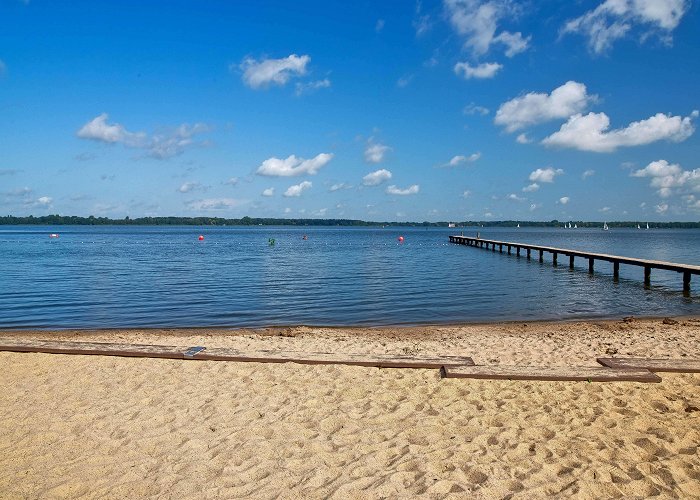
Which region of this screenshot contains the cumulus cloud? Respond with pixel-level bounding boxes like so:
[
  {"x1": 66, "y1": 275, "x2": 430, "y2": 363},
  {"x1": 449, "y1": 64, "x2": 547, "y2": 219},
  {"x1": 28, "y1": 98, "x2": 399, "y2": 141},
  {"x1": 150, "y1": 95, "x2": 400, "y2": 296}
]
[
  {"x1": 495, "y1": 81, "x2": 594, "y2": 132},
  {"x1": 655, "y1": 203, "x2": 669, "y2": 214},
  {"x1": 522, "y1": 183, "x2": 539, "y2": 192},
  {"x1": 562, "y1": 0, "x2": 690, "y2": 54},
  {"x1": 529, "y1": 203, "x2": 540, "y2": 212},
  {"x1": 386, "y1": 184, "x2": 420, "y2": 195},
  {"x1": 329, "y1": 182, "x2": 352, "y2": 192},
  {"x1": 542, "y1": 111, "x2": 696, "y2": 152},
  {"x1": 261, "y1": 187, "x2": 275, "y2": 197},
  {"x1": 462, "y1": 190, "x2": 472, "y2": 198},
  {"x1": 77, "y1": 114, "x2": 210, "y2": 159},
  {"x1": 238, "y1": 54, "x2": 310, "y2": 89},
  {"x1": 256, "y1": 153, "x2": 333, "y2": 177},
  {"x1": 463, "y1": 103, "x2": 490, "y2": 115},
  {"x1": 177, "y1": 182, "x2": 205, "y2": 193},
  {"x1": 283, "y1": 181, "x2": 312, "y2": 197},
  {"x1": 507, "y1": 193, "x2": 525, "y2": 201},
  {"x1": 362, "y1": 169, "x2": 392, "y2": 186},
  {"x1": 631, "y1": 159, "x2": 700, "y2": 198},
  {"x1": 516, "y1": 133, "x2": 531, "y2": 144},
  {"x1": 454, "y1": 61, "x2": 503, "y2": 79},
  {"x1": 444, "y1": 153, "x2": 481, "y2": 167},
  {"x1": 397, "y1": 74, "x2": 414, "y2": 88},
  {"x1": 529, "y1": 167, "x2": 563, "y2": 183},
  {"x1": 444, "y1": 0, "x2": 530, "y2": 57},
  {"x1": 582, "y1": 169, "x2": 595, "y2": 179},
  {"x1": 559, "y1": 196, "x2": 570, "y2": 204},
  {"x1": 364, "y1": 140, "x2": 391, "y2": 163},
  {"x1": 186, "y1": 198, "x2": 241, "y2": 211},
  {"x1": 375, "y1": 19, "x2": 385, "y2": 32},
  {"x1": 295, "y1": 78, "x2": 331, "y2": 96},
  {"x1": 223, "y1": 177, "x2": 239, "y2": 186}
]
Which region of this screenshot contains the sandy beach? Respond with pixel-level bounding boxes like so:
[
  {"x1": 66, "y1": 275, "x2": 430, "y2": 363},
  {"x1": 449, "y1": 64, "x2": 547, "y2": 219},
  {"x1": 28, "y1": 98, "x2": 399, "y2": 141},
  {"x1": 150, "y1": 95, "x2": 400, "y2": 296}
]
[{"x1": 1, "y1": 317, "x2": 699, "y2": 498}]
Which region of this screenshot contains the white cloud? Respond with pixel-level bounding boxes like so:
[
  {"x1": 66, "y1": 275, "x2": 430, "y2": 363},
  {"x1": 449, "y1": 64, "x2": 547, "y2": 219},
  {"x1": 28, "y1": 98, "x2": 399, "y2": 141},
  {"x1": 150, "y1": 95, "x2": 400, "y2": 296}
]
[
  {"x1": 582, "y1": 169, "x2": 595, "y2": 179},
  {"x1": 542, "y1": 111, "x2": 696, "y2": 152},
  {"x1": 562, "y1": 0, "x2": 690, "y2": 54},
  {"x1": 507, "y1": 193, "x2": 525, "y2": 201},
  {"x1": 364, "y1": 140, "x2": 391, "y2": 163},
  {"x1": 224, "y1": 177, "x2": 239, "y2": 186},
  {"x1": 256, "y1": 153, "x2": 333, "y2": 176},
  {"x1": 177, "y1": 182, "x2": 205, "y2": 193},
  {"x1": 631, "y1": 159, "x2": 700, "y2": 198},
  {"x1": 463, "y1": 103, "x2": 490, "y2": 115},
  {"x1": 284, "y1": 207, "x2": 292, "y2": 214},
  {"x1": 238, "y1": 54, "x2": 310, "y2": 89},
  {"x1": 454, "y1": 61, "x2": 503, "y2": 79},
  {"x1": 522, "y1": 183, "x2": 539, "y2": 192},
  {"x1": 37, "y1": 196, "x2": 52, "y2": 205},
  {"x1": 529, "y1": 167, "x2": 563, "y2": 183},
  {"x1": 444, "y1": 0, "x2": 530, "y2": 57},
  {"x1": 329, "y1": 182, "x2": 352, "y2": 192},
  {"x1": 77, "y1": 113, "x2": 146, "y2": 146},
  {"x1": 261, "y1": 188, "x2": 275, "y2": 197},
  {"x1": 397, "y1": 74, "x2": 414, "y2": 88},
  {"x1": 362, "y1": 169, "x2": 392, "y2": 186},
  {"x1": 599, "y1": 206, "x2": 611, "y2": 212},
  {"x1": 529, "y1": 203, "x2": 540, "y2": 212},
  {"x1": 444, "y1": 153, "x2": 481, "y2": 167},
  {"x1": 414, "y1": 14, "x2": 432, "y2": 36},
  {"x1": 495, "y1": 81, "x2": 594, "y2": 132},
  {"x1": 283, "y1": 181, "x2": 312, "y2": 197},
  {"x1": 295, "y1": 78, "x2": 331, "y2": 96},
  {"x1": 559, "y1": 196, "x2": 570, "y2": 205},
  {"x1": 186, "y1": 198, "x2": 241, "y2": 211},
  {"x1": 462, "y1": 190, "x2": 472, "y2": 198},
  {"x1": 386, "y1": 184, "x2": 420, "y2": 195},
  {"x1": 655, "y1": 203, "x2": 669, "y2": 214},
  {"x1": 516, "y1": 133, "x2": 531, "y2": 144},
  {"x1": 375, "y1": 19, "x2": 385, "y2": 32},
  {"x1": 77, "y1": 114, "x2": 210, "y2": 159}
]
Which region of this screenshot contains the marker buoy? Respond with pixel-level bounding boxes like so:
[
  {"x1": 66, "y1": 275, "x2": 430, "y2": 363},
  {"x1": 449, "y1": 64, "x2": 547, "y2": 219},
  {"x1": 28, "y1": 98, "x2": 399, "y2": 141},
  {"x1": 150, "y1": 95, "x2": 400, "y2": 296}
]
[
  {"x1": 198, "y1": 235, "x2": 204, "y2": 241},
  {"x1": 49, "y1": 233, "x2": 59, "y2": 239},
  {"x1": 398, "y1": 236, "x2": 404, "y2": 242}
]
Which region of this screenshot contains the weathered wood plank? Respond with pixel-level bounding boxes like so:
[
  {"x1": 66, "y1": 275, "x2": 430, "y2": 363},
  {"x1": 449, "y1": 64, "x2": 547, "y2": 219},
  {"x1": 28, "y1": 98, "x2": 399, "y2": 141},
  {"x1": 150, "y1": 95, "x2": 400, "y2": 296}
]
[
  {"x1": 0, "y1": 339, "x2": 474, "y2": 369},
  {"x1": 195, "y1": 347, "x2": 474, "y2": 369},
  {"x1": 0, "y1": 339, "x2": 188, "y2": 358},
  {"x1": 597, "y1": 357, "x2": 700, "y2": 373},
  {"x1": 442, "y1": 364, "x2": 661, "y2": 382}
]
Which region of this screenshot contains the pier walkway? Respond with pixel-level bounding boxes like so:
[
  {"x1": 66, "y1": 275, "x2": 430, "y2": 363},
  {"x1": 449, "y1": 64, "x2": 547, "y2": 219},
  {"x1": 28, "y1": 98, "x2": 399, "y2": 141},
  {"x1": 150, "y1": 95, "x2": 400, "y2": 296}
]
[{"x1": 449, "y1": 235, "x2": 700, "y2": 293}]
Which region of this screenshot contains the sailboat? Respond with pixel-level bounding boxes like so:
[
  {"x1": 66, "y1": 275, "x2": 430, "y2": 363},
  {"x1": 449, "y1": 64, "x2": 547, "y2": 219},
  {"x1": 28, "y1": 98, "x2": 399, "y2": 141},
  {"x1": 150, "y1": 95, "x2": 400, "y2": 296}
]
[
  {"x1": 646, "y1": 223, "x2": 649, "y2": 230},
  {"x1": 574, "y1": 224, "x2": 577, "y2": 229},
  {"x1": 637, "y1": 224, "x2": 641, "y2": 229},
  {"x1": 517, "y1": 223, "x2": 520, "y2": 228},
  {"x1": 603, "y1": 222, "x2": 609, "y2": 231},
  {"x1": 568, "y1": 222, "x2": 572, "y2": 229}
]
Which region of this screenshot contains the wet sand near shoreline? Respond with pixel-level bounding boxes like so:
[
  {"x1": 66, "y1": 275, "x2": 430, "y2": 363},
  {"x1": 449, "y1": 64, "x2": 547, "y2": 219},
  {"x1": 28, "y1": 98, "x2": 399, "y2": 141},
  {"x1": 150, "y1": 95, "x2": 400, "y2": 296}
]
[{"x1": 1, "y1": 317, "x2": 699, "y2": 498}]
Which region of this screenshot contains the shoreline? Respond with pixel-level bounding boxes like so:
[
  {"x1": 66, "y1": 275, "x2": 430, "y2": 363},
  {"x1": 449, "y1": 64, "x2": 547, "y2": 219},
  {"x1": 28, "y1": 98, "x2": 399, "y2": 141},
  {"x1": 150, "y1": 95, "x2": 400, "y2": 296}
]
[{"x1": 1, "y1": 316, "x2": 699, "y2": 497}]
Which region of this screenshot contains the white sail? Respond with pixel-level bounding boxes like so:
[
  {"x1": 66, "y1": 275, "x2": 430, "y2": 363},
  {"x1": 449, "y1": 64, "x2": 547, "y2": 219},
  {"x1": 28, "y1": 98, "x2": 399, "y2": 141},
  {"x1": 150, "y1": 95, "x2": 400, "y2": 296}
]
[
  {"x1": 646, "y1": 223, "x2": 649, "y2": 230},
  {"x1": 603, "y1": 222, "x2": 609, "y2": 230}
]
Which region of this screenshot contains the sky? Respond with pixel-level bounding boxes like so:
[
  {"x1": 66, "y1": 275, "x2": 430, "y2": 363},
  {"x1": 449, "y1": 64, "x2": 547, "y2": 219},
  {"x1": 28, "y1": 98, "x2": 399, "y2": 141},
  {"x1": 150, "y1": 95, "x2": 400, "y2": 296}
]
[{"x1": 1, "y1": 0, "x2": 699, "y2": 222}]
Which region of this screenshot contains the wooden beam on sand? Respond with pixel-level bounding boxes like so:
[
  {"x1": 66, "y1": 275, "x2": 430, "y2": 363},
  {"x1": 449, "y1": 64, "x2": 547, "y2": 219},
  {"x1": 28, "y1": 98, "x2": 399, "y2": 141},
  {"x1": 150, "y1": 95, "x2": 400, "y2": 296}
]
[
  {"x1": 0, "y1": 339, "x2": 474, "y2": 370},
  {"x1": 442, "y1": 364, "x2": 661, "y2": 383},
  {"x1": 597, "y1": 357, "x2": 700, "y2": 373}
]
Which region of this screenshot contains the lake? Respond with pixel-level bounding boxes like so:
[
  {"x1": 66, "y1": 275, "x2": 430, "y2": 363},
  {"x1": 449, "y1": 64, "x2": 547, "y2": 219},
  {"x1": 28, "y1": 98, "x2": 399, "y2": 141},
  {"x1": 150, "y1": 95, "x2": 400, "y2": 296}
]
[{"x1": 0, "y1": 225, "x2": 698, "y2": 329}]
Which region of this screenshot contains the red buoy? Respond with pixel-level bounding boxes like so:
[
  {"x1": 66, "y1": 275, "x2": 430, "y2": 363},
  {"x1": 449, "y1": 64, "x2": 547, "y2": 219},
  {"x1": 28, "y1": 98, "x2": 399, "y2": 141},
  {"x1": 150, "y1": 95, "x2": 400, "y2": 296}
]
[
  {"x1": 398, "y1": 236, "x2": 404, "y2": 242},
  {"x1": 198, "y1": 235, "x2": 204, "y2": 241}
]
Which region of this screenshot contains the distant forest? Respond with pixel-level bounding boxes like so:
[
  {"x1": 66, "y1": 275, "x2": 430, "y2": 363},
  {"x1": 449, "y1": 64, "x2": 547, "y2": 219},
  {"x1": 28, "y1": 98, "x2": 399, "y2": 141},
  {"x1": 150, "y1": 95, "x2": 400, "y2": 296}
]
[{"x1": 1, "y1": 215, "x2": 700, "y2": 228}]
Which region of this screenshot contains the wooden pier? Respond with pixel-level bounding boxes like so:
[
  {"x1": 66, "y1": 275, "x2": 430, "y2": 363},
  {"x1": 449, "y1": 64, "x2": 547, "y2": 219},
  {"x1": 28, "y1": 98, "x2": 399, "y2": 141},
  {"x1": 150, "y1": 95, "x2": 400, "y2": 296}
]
[{"x1": 449, "y1": 235, "x2": 700, "y2": 293}]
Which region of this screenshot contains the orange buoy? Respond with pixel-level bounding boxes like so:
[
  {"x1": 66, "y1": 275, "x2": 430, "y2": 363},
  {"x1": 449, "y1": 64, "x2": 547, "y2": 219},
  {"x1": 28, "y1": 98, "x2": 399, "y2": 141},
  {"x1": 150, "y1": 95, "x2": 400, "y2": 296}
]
[
  {"x1": 398, "y1": 236, "x2": 404, "y2": 242},
  {"x1": 198, "y1": 235, "x2": 204, "y2": 241}
]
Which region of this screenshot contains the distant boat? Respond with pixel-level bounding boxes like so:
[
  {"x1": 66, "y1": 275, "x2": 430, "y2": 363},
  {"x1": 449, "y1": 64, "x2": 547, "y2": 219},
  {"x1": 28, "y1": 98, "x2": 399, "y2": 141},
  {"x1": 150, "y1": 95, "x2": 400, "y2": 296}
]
[
  {"x1": 574, "y1": 224, "x2": 577, "y2": 229},
  {"x1": 448, "y1": 223, "x2": 456, "y2": 228},
  {"x1": 646, "y1": 223, "x2": 649, "y2": 230},
  {"x1": 568, "y1": 222, "x2": 572, "y2": 229},
  {"x1": 637, "y1": 224, "x2": 641, "y2": 229},
  {"x1": 603, "y1": 222, "x2": 609, "y2": 231},
  {"x1": 49, "y1": 233, "x2": 59, "y2": 239},
  {"x1": 517, "y1": 223, "x2": 520, "y2": 228}
]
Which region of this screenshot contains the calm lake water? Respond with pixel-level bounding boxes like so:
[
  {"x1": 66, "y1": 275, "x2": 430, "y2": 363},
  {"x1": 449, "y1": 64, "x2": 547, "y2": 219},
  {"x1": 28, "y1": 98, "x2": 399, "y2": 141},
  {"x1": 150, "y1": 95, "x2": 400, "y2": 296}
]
[{"x1": 0, "y1": 225, "x2": 698, "y2": 329}]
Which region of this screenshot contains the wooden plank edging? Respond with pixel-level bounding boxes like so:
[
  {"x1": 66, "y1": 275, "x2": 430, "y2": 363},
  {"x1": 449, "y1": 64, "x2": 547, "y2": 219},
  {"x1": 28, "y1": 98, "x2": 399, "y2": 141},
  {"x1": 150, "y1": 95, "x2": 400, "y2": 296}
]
[
  {"x1": 442, "y1": 364, "x2": 661, "y2": 383},
  {"x1": 597, "y1": 357, "x2": 700, "y2": 373}
]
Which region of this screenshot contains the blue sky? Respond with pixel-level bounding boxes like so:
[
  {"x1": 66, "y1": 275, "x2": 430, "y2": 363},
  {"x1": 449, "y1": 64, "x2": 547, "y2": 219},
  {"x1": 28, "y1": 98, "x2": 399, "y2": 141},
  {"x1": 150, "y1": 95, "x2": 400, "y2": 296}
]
[{"x1": 1, "y1": 0, "x2": 699, "y2": 221}]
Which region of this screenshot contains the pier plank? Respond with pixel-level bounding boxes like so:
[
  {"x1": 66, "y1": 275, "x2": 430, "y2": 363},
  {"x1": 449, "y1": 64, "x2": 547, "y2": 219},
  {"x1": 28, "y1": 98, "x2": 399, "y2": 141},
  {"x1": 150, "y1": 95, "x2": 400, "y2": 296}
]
[
  {"x1": 0, "y1": 338, "x2": 474, "y2": 369},
  {"x1": 442, "y1": 364, "x2": 661, "y2": 382},
  {"x1": 597, "y1": 357, "x2": 700, "y2": 373}
]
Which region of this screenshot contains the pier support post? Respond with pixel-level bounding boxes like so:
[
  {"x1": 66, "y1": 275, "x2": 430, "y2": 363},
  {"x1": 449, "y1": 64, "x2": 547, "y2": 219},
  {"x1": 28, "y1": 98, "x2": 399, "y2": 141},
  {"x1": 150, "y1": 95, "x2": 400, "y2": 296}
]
[
  {"x1": 569, "y1": 255, "x2": 574, "y2": 269},
  {"x1": 589, "y1": 258, "x2": 594, "y2": 274},
  {"x1": 499, "y1": 244, "x2": 503, "y2": 253},
  {"x1": 683, "y1": 272, "x2": 691, "y2": 293},
  {"x1": 553, "y1": 252, "x2": 558, "y2": 266},
  {"x1": 613, "y1": 262, "x2": 619, "y2": 280},
  {"x1": 539, "y1": 250, "x2": 543, "y2": 262},
  {"x1": 508, "y1": 245, "x2": 511, "y2": 255},
  {"x1": 492, "y1": 243, "x2": 495, "y2": 252},
  {"x1": 527, "y1": 248, "x2": 531, "y2": 260},
  {"x1": 644, "y1": 266, "x2": 651, "y2": 286},
  {"x1": 516, "y1": 246, "x2": 521, "y2": 257}
]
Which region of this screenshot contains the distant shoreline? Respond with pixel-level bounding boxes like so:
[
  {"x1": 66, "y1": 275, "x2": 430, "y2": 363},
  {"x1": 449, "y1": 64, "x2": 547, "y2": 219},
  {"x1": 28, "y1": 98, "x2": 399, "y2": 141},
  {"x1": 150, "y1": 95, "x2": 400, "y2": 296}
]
[{"x1": 1, "y1": 215, "x2": 700, "y2": 228}]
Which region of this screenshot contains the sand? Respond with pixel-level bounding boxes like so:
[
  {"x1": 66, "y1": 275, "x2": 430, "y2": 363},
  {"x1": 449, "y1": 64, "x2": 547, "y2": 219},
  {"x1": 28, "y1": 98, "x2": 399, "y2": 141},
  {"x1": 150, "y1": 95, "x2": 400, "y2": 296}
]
[{"x1": 0, "y1": 317, "x2": 699, "y2": 498}]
